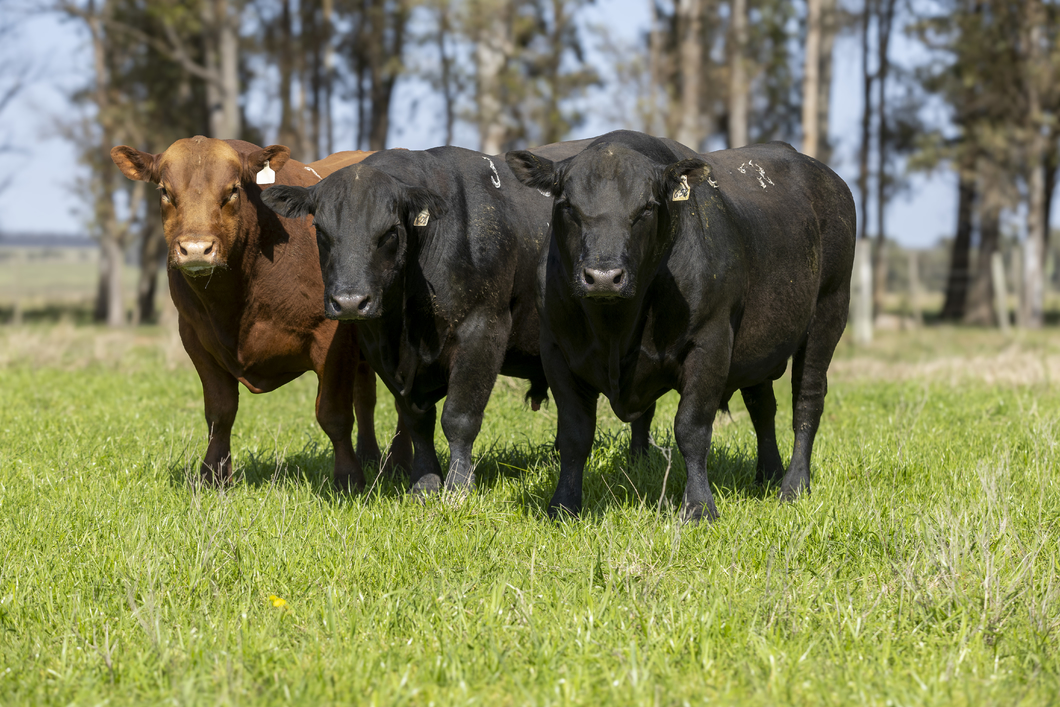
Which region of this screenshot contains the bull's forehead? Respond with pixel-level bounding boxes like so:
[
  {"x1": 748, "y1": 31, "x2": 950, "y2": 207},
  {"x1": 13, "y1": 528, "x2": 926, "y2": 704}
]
[
  {"x1": 317, "y1": 165, "x2": 401, "y2": 233},
  {"x1": 159, "y1": 136, "x2": 241, "y2": 188},
  {"x1": 563, "y1": 146, "x2": 656, "y2": 213}
]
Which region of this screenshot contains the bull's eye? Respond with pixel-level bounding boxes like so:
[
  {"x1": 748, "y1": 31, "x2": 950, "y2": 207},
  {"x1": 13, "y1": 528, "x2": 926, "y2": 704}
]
[
  {"x1": 225, "y1": 186, "x2": 239, "y2": 205},
  {"x1": 634, "y1": 202, "x2": 657, "y2": 223},
  {"x1": 377, "y1": 228, "x2": 398, "y2": 249},
  {"x1": 159, "y1": 185, "x2": 171, "y2": 204}
]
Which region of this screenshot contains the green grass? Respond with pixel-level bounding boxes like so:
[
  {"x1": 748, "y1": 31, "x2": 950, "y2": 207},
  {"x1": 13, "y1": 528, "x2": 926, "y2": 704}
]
[{"x1": 1, "y1": 326, "x2": 1058, "y2": 705}]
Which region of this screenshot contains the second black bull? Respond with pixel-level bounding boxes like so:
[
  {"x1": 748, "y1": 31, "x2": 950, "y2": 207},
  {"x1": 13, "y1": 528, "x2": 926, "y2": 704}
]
[
  {"x1": 507, "y1": 130, "x2": 856, "y2": 523},
  {"x1": 262, "y1": 145, "x2": 562, "y2": 494}
]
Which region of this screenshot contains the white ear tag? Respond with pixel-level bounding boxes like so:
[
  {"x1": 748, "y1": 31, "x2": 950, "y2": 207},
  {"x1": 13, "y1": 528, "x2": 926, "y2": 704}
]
[
  {"x1": 413, "y1": 208, "x2": 430, "y2": 227},
  {"x1": 256, "y1": 160, "x2": 275, "y2": 185},
  {"x1": 671, "y1": 175, "x2": 690, "y2": 201}
]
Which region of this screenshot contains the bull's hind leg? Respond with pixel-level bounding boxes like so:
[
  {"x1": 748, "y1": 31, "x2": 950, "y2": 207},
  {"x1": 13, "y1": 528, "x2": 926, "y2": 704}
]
[
  {"x1": 741, "y1": 382, "x2": 784, "y2": 485},
  {"x1": 781, "y1": 289, "x2": 847, "y2": 502},
  {"x1": 315, "y1": 370, "x2": 362, "y2": 493}
]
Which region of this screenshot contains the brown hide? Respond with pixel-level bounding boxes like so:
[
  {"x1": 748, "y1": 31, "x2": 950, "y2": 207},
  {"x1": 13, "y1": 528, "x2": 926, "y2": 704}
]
[
  {"x1": 304, "y1": 150, "x2": 375, "y2": 179},
  {"x1": 109, "y1": 136, "x2": 409, "y2": 488}
]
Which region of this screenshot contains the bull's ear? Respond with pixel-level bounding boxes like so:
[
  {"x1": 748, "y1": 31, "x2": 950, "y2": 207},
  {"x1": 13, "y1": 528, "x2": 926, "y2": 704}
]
[
  {"x1": 663, "y1": 159, "x2": 712, "y2": 202},
  {"x1": 111, "y1": 146, "x2": 160, "y2": 183},
  {"x1": 404, "y1": 186, "x2": 448, "y2": 227},
  {"x1": 243, "y1": 144, "x2": 292, "y2": 184},
  {"x1": 506, "y1": 151, "x2": 556, "y2": 194},
  {"x1": 260, "y1": 184, "x2": 314, "y2": 219}
]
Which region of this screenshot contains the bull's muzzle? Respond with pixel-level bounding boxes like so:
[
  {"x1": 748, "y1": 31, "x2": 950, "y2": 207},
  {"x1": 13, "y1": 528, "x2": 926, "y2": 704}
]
[
  {"x1": 326, "y1": 291, "x2": 378, "y2": 320},
  {"x1": 173, "y1": 236, "x2": 223, "y2": 276},
  {"x1": 581, "y1": 266, "x2": 628, "y2": 298}
]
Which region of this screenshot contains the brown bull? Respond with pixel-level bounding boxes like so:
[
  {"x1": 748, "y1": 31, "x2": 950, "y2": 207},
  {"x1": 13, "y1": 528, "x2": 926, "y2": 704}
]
[{"x1": 110, "y1": 136, "x2": 410, "y2": 489}]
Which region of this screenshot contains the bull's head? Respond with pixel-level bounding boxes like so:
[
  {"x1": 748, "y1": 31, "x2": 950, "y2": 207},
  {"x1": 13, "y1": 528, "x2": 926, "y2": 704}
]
[
  {"x1": 261, "y1": 164, "x2": 447, "y2": 321},
  {"x1": 507, "y1": 144, "x2": 710, "y2": 300},
  {"x1": 110, "y1": 137, "x2": 290, "y2": 277}
]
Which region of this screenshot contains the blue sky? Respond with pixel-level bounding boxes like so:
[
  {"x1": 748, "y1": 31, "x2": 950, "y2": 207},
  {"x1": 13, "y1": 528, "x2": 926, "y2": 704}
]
[{"x1": 0, "y1": 0, "x2": 982, "y2": 247}]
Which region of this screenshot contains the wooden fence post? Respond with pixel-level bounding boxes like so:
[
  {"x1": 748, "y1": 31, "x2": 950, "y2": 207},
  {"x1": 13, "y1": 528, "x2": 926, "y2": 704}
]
[{"x1": 991, "y1": 251, "x2": 1011, "y2": 334}]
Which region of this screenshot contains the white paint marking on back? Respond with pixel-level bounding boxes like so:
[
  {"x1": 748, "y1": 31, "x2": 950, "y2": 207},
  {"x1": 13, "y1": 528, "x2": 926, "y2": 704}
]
[
  {"x1": 707, "y1": 177, "x2": 719, "y2": 189},
  {"x1": 305, "y1": 166, "x2": 323, "y2": 181},
  {"x1": 538, "y1": 189, "x2": 551, "y2": 197},
  {"x1": 482, "y1": 156, "x2": 502, "y2": 189},
  {"x1": 737, "y1": 162, "x2": 747, "y2": 174}
]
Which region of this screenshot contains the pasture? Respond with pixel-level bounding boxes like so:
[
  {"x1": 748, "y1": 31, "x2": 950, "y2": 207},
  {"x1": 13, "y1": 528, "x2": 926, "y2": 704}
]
[{"x1": 1, "y1": 323, "x2": 1058, "y2": 705}]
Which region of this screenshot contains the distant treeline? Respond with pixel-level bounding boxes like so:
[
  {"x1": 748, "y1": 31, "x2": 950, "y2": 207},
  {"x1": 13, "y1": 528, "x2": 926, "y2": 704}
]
[{"x1": 0, "y1": 0, "x2": 1056, "y2": 329}]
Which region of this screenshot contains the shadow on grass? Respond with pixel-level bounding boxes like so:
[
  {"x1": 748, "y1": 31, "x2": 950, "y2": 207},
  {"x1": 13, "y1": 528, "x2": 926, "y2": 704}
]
[{"x1": 164, "y1": 427, "x2": 773, "y2": 521}]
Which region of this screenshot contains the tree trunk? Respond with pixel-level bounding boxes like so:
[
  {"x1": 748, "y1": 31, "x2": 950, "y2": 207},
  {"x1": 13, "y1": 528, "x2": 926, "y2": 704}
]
[
  {"x1": 801, "y1": 0, "x2": 822, "y2": 158},
  {"x1": 728, "y1": 0, "x2": 749, "y2": 148},
  {"x1": 322, "y1": 0, "x2": 335, "y2": 155},
  {"x1": 940, "y1": 162, "x2": 976, "y2": 320},
  {"x1": 871, "y1": 0, "x2": 896, "y2": 319},
  {"x1": 857, "y1": 0, "x2": 873, "y2": 241},
  {"x1": 276, "y1": 0, "x2": 298, "y2": 149},
  {"x1": 475, "y1": 3, "x2": 511, "y2": 154},
  {"x1": 88, "y1": 0, "x2": 125, "y2": 328},
  {"x1": 135, "y1": 199, "x2": 165, "y2": 325},
  {"x1": 675, "y1": 0, "x2": 703, "y2": 149},
  {"x1": 963, "y1": 196, "x2": 1001, "y2": 326},
  {"x1": 436, "y1": 0, "x2": 455, "y2": 145},
  {"x1": 816, "y1": 0, "x2": 838, "y2": 164},
  {"x1": 218, "y1": 0, "x2": 241, "y2": 139},
  {"x1": 646, "y1": 0, "x2": 664, "y2": 136},
  {"x1": 1021, "y1": 0, "x2": 1047, "y2": 328}
]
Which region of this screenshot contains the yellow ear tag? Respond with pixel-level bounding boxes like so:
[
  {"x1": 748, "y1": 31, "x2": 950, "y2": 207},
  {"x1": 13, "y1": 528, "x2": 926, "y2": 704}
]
[
  {"x1": 671, "y1": 175, "x2": 690, "y2": 201},
  {"x1": 413, "y1": 208, "x2": 430, "y2": 227},
  {"x1": 256, "y1": 160, "x2": 275, "y2": 185}
]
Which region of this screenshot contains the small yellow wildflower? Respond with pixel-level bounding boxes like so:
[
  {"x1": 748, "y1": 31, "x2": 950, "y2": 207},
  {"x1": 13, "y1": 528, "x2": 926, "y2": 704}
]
[{"x1": 268, "y1": 595, "x2": 287, "y2": 608}]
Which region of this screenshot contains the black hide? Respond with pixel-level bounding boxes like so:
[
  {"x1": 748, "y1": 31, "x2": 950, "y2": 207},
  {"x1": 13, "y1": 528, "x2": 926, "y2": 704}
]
[
  {"x1": 506, "y1": 130, "x2": 856, "y2": 523},
  {"x1": 262, "y1": 146, "x2": 558, "y2": 494}
]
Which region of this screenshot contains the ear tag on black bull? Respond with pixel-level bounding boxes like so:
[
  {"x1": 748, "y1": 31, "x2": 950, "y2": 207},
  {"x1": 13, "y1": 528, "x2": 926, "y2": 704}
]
[
  {"x1": 413, "y1": 208, "x2": 430, "y2": 227},
  {"x1": 256, "y1": 160, "x2": 275, "y2": 185},
  {"x1": 671, "y1": 175, "x2": 690, "y2": 202}
]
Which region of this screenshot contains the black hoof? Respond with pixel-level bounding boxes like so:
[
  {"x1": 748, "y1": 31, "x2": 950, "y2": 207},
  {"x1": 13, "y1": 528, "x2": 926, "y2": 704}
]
[
  {"x1": 547, "y1": 501, "x2": 580, "y2": 521},
  {"x1": 680, "y1": 502, "x2": 719, "y2": 525},
  {"x1": 410, "y1": 473, "x2": 442, "y2": 497},
  {"x1": 778, "y1": 484, "x2": 808, "y2": 503}
]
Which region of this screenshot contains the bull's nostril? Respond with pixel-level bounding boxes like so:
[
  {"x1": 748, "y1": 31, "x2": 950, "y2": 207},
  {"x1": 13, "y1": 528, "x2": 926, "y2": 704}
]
[
  {"x1": 583, "y1": 269, "x2": 595, "y2": 285},
  {"x1": 179, "y1": 244, "x2": 188, "y2": 256},
  {"x1": 203, "y1": 243, "x2": 213, "y2": 255},
  {"x1": 612, "y1": 270, "x2": 624, "y2": 285},
  {"x1": 357, "y1": 296, "x2": 371, "y2": 311}
]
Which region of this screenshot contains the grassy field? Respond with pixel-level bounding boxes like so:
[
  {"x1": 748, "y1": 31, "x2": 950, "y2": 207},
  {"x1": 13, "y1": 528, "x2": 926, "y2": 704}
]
[{"x1": 0, "y1": 323, "x2": 1058, "y2": 705}]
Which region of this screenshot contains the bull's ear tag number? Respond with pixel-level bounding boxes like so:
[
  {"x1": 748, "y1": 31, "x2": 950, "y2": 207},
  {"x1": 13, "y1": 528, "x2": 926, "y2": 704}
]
[
  {"x1": 256, "y1": 160, "x2": 275, "y2": 185},
  {"x1": 672, "y1": 175, "x2": 690, "y2": 201},
  {"x1": 413, "y1": 208, "x2": 430, "y2": 227}
]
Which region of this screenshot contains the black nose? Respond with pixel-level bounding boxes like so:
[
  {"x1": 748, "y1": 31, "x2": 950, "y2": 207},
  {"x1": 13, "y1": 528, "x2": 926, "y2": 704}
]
[
  {"x1": 582, "y1": 267, "x2": 625, "y2": 294},
  {"x1": 327, "y1": 293, "x2": 373, "y2": 319}
]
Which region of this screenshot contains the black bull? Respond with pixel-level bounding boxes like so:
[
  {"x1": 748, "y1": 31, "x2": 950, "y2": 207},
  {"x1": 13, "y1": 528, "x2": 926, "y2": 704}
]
[
  {"x1": 507, "y1": 130, "x2": 856, "y2": 523},
  {"x1": 261, "y1": 144, "x2": 576, "y2": 495}
]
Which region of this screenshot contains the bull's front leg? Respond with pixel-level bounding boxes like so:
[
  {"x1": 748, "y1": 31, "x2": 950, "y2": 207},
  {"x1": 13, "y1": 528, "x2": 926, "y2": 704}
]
[
  {"x1": 405, "y1": 403, "x2": 444, "y2": 496},
  {"x1": 674, "y1": 343, "x2": 731, "y2": 524},
  {"x1": 543, "y1": 339, "x2": 598, "y2": 518},
  {"x1": 181, "y1": 321, "x2": 239, "y2": 485},
  {"x1": 440, "y1": 312, "x2": 511, "y2": 492}
]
